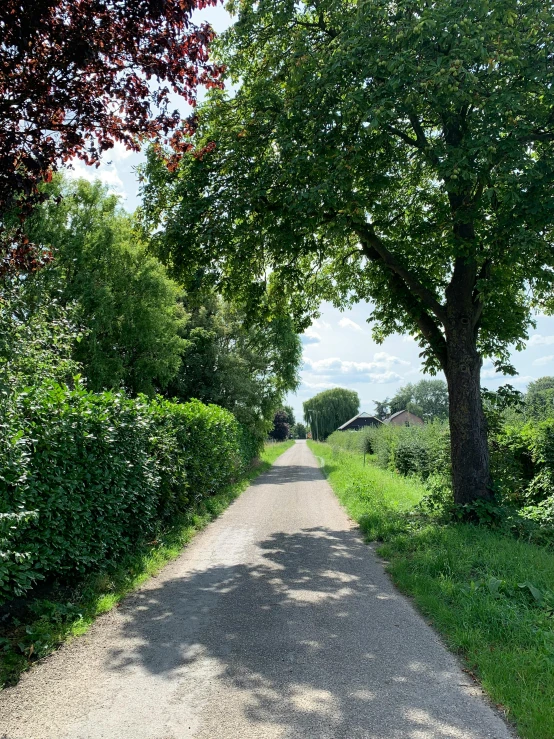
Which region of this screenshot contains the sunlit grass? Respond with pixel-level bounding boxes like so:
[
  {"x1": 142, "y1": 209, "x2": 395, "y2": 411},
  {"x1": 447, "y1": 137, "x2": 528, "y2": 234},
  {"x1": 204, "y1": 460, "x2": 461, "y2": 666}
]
[
  {"x1": 0, "y1": 440, "x2": 294, "y2": 688},
  {"x1": 310, "y1": 441, "x2": 554, "y2": 739}
]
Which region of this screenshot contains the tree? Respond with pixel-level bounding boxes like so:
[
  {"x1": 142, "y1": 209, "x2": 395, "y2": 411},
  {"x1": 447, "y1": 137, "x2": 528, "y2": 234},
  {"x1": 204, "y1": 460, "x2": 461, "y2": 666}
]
[
  {"x1": 164, "y1": 290, "x2": 302, "y2": 439},
  {"x1": 141, "y1": 0, "x2": 554, "y2": 506},
  {"x1": 387, "y1": 379, "x2": 449, "y2": 421},
  {"x1": 0, "y1": 0, "x2": 223, "y2": 276},
  {"x1": 373, "y1": 399, "x2": 391, "y2": 421},
  {"x1": 28, "y1": 177, "x2": 187, "y2": 395},
  {"x1": 292, "y1": 422, "x2": 307, "y2": 439},
  {"x1": 0, "y1": 275, "x2": 82, "y2": 393},
  {"x1": 525, "y1": 377, "x2": 554, "y2": 420},
  {"x1": 282, "y1": 405, "x2": 296, "y2": 427},
  {"x1": 269, "y1": 409, "x2": 290, "y2": 441},
  {"x1": 303, "y1": 388, "x2": 359, "y2": 440}
]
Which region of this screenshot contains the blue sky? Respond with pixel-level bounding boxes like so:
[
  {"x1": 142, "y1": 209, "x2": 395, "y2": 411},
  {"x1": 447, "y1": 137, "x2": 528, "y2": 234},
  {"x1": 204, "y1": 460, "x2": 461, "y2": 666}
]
[{"x1": 64, "y1": 3, "x2": 554, "y2": 425}]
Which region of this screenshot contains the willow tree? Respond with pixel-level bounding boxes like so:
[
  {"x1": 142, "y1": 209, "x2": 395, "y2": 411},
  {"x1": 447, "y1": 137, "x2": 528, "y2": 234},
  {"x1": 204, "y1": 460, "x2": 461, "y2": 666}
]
[
  {"x1": 142, "y1": 0, "x2": 554, "y2": 506},
  {"x1": 303, "y1": 388, "x2": 360, "y2": 440}
]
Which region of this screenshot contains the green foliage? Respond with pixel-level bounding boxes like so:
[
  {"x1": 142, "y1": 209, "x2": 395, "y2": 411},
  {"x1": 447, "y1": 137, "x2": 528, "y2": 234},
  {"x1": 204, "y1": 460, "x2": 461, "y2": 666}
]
[
  {"x1": 330, "y1": 414, "x2": 554, "y2": 543},
  {"x1": 379, "y1": 379, "x2": 449, "y2": 421},
  {"x1": 303, "y1": 388, "x2": 359, "y2": 440},
  {"x1": 140, "y1": 0, "x2": 554, "y2": 505},
  {"x1": 0, "y1": 383, "x2": 256, "y2": 604},
  {"x1": 141, "y1": 0, "x2": 554, "y2": 371},
  {"x1": 28, "y1": 177, "x2": 187, "y2": 396},
  {"x1": 0, "y1": 276, "x2": 82, "y2": 393},
  {"x1": 314, "y1": 441, "x2": 554, "y2": 739},
  {"x1": 165, "y1": 292, "x2": 301, "y2": 441},
  {"x1": 327, "y1": 429, "x2": 374, "y2": 456},
  {"x1": 328, "y1": 422, "x2": 451, "y2": 480},
  {"x1": 291, "y1": 422, "x2": 307, "y2": 439},
  {"x1": 524, "y1": 377, "x2": 554, "y2": 421},
  {"x1": 493, "y1": 419, "x2": 554, "y2": 510}
]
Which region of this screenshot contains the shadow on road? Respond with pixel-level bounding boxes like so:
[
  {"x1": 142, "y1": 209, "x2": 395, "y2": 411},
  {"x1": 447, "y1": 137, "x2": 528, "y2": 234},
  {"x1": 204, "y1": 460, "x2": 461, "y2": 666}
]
[
  {"x1": 250, "y1": 463, "x2": 330, "y2": 486},
  {"x1": 106, "y1": 524, "x2": 487, "y2": 738}
]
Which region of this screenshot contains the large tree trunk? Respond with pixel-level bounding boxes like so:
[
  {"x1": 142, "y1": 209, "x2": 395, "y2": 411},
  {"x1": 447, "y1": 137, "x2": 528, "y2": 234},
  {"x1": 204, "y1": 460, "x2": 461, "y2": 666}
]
[{"x1": 445, "y1": 322, "x2": 492, "y2": 505}]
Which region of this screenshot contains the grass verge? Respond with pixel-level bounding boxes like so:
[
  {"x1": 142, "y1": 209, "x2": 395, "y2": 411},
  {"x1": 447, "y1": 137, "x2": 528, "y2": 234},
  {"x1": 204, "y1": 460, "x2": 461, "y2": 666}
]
[
  {"x1": 0, "y1": 440, "x2": 294, "y2": 689},
  {"x1": 310, "y1": 441, "x2": 554, "y2": 739}
]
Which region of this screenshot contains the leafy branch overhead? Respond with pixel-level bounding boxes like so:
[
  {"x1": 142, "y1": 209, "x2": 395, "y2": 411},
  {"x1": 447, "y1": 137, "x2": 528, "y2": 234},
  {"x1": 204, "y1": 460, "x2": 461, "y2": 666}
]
[
  {"x1": 0, "y1": 0, "x2": 224, "y2": 275},
  {"x1": 142, "y1": 0, "x2": 554, "y2": 368},
  {"x1": 141, "y1": 0, "x2": 554, "y2": 505}
]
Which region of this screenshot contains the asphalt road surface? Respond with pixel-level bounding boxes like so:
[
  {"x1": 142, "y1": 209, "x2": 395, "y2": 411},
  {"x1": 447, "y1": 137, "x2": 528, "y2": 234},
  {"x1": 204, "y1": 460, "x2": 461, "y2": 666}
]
[{"x1": 0, "y1": 441, "x2": 513, "y2": 739}]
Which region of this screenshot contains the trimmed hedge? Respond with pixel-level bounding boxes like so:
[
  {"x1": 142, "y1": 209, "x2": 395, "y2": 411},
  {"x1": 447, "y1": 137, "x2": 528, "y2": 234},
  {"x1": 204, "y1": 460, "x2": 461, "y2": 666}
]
[{"x1": 0, "y1": 384, "x2": 257, "y2": 603}]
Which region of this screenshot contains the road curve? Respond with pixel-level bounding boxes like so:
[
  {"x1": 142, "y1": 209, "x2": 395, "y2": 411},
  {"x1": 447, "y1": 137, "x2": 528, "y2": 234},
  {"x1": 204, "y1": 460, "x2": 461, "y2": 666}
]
[{"x1": 0, "y1": 441, "x2": 512, "y2": 739}]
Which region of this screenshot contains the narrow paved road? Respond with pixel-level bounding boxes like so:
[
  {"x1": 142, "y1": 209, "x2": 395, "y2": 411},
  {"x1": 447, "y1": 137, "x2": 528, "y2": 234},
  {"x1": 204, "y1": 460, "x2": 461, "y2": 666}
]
[{"x1": 1, "y1": 441, "x2": 512, "y2": 739}]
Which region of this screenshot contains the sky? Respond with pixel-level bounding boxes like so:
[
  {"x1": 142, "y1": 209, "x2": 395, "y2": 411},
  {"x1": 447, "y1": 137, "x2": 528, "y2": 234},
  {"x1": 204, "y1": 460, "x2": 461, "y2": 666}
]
[{"x1": 65, "y1": 3, "x2": 554, "y2": 426}]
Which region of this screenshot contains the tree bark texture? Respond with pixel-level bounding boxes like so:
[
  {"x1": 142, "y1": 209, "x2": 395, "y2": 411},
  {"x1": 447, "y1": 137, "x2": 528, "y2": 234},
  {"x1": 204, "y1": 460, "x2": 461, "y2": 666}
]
[{"x1": 445, "y1": 321, "x2": 492, "y2": 505}]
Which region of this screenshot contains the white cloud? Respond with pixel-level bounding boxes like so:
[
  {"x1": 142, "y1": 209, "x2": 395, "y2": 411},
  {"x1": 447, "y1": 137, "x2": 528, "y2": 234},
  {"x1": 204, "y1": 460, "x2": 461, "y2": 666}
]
[
  {"x1": 402, "y1": 334, "x2": 417, "y2": 343},
  {"x1": 338, "y1": 317, "x2": 363, "y2": 332},
  {"x1": 509, "y1": 375, "x2": 536, "y2": 387},
  {"x1": 302, "y1": 381, "x2": 339, "y2": 390},
  {"x1": 373, "y1": 351, "x2": 410, "y2": 367},
  {"x1": 312, "y1": 319, "x2": 331, "y2": 331},
  {"x1": 533, "y1": 355, "x2": 554, "y2": 367},
  {"x1": 304, "y1": 353, "x2": 410, "y2": 376},
  {"x1": 482, "y1": 368, "x2": 502, "y2": 379},
  {"x1": 300, "y1": 327, "x2": 321, "y2": 346},
  {"x1": 109, "y1": 141, "x2": 135, "y2": 161},
  {"x1": 367, "y1": 371, "x2": 404, "y2": 384},
  {"x1": 528, "y1": 334, "x2": 554, "y2": 346},
  {"x1": 66, "y1": 160, "x2": 125, "y2": 193},
  {"x1": 302, "y1": 353, "x2": 409, "y2": 384}
]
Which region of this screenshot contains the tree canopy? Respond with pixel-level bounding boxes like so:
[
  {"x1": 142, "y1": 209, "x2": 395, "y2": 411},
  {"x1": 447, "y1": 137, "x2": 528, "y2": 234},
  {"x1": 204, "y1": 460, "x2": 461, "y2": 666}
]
[
  {"x1": 165, "y1": 290, "x2": 302, "y2": 438},
  {"x1": 28, "y1": 177, "x2": 187, "y2": 396},
  {"x1": 376, "y1": 379, "x2": 449, "y2": 421},
  {"x1": 525, "y1": 376, "x2": 554, "y2": 420},
  {"x1": 141, "y1": 0, "x2": 554, "y2": 505},
  {"x1": 303, "y1": 388, "x2": 359, "y2": 440},
  {"x1": 269, "y1": 409, "x2": 290, "y2": 441},
  {"x1": 1, "y1": 0, "x2": 223, "y2": 275}
]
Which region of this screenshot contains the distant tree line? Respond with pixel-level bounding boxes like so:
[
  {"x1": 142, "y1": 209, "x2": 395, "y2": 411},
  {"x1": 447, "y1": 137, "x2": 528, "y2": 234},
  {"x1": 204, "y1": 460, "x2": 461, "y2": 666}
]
[{"x1": 374, "y1": 379, "x2": 449, "y2": 422}]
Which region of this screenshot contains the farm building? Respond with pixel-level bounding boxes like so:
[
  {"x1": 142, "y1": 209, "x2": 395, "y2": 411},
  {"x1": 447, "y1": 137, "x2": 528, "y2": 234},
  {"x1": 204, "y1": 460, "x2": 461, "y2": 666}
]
[
  {"x1": 385, "y1": 409, "x2": 424, "y2": 426},
  {"x1": 337, "y1": 411, "x2": 383, "y2": 431}
]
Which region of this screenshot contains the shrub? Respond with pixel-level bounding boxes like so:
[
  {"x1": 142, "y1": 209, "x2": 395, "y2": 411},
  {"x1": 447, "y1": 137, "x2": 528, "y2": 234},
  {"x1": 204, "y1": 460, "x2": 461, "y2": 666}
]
[
  {"x1": 327, "y1": 428, "x2": 376, "y2": 455},
  {"x1": 356, "y1": 421, "x2": 451, "y2": 480},
  {"x1": 0, "y1": 383, "x2": 256, "y2": 604}
]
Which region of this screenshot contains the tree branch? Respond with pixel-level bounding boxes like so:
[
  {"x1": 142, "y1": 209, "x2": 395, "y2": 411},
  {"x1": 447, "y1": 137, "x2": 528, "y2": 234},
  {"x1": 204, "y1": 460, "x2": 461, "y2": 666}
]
[
  {"x1": 386, "y1": 125, "x2": 419, "y2": 148},
  {"x1": 353, "y1": 221, "x2": 447, "y2": 324},
  {"x1": 358, "y1": 240, "x2": 448, "y2": 371}
]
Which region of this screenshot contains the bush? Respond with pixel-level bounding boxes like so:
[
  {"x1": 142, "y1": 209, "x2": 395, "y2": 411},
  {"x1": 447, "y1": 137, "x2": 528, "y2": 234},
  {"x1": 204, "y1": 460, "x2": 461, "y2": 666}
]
[
  {"x1": 327, "y1": 428, "x2": 375, "y2": 455},
  {"x1": 0, "y1": 383, "x2": 256, "y2": 604},
  {"x1": 357, "y1": 422, "x2": 451, "y2": 480}
]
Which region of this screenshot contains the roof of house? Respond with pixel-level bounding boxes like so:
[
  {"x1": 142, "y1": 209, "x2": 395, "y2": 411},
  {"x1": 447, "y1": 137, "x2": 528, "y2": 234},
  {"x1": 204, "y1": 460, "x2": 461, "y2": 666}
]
[
  {"x1": 337, "y1": 411, "x2": 383, "y2": 430},
  {"x1": 385, "y1": 409, "x2": 424, "y2": 423},
  {"x1": 388, "y1": 410, "x2": 407, "y2": 420}
]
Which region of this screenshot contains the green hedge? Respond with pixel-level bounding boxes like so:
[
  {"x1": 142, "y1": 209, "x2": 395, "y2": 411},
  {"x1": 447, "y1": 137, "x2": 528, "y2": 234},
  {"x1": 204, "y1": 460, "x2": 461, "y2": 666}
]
[
  {"x1": 328, "y1": 422, "x2": 450, "y2": 480},
  {"x1": 0, "y1": 384, "x2": 257, "y2": 603},
  {"x1": 491, "y1": 419, "x2": 554, "y2": 527},
  {"x1": 328, "y1": 420, "x2": 554, "y2": 536}
]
